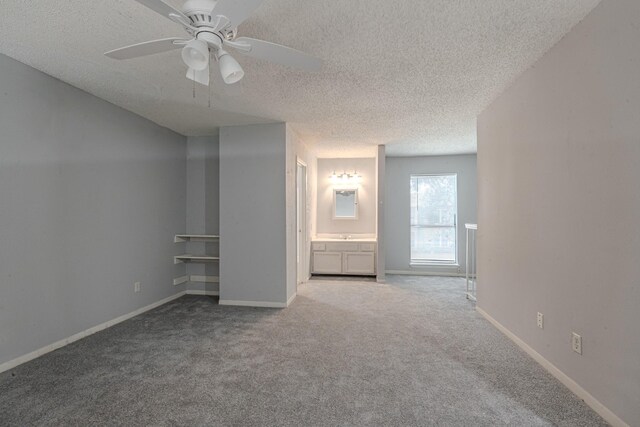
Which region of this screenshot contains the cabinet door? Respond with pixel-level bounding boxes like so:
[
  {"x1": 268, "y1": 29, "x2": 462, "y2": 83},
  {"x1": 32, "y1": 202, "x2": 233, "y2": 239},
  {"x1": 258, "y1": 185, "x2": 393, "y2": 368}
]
[
  {"x1": 343, "y1": 252, "x2": 376, "y2": 275},
  {"x1": 312, "y1": 252, "x2": 343, "y2": 274}
]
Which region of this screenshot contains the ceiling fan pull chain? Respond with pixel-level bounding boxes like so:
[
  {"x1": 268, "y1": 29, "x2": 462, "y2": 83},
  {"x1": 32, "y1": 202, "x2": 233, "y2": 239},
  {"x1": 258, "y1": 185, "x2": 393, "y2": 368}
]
[{"x1": 193, "y1": 69, "x2": 196, "y2": 99}]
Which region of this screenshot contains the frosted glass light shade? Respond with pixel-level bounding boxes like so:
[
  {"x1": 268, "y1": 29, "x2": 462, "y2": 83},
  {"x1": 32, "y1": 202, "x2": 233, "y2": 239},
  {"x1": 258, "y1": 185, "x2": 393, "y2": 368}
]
[
  {"x1": 218, "y1": 52, "x2": 245, "y2": 84},
  {"x1": 181, "y1": 39, "x2": 209, "y2": 71}
]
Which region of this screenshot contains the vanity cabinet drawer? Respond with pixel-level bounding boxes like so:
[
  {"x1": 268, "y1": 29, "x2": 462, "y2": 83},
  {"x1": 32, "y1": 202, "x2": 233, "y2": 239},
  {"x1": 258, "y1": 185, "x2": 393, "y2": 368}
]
[
  {"x1": 312, "y1": 243, "x2": 326, "y2": 251},
  {"x1": 359, "y1": 243, "x2": 376, "y2": 252},
  {"x1": 326, "y1": 242, "x2": 359, "y2": 252}
]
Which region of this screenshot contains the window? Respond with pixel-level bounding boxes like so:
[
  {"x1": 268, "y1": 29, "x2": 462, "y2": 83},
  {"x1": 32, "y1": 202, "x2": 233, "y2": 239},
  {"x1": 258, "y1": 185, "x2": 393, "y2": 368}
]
[{"x1": 410, "y1": 174, "x2": 458, "y2": 264}]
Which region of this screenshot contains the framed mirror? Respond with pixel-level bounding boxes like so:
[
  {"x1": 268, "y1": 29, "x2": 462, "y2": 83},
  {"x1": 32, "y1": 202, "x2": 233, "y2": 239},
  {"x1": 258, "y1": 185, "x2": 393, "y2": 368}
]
[{"x1": 333, "y1": 188, "x2": 358, "y2": 219}]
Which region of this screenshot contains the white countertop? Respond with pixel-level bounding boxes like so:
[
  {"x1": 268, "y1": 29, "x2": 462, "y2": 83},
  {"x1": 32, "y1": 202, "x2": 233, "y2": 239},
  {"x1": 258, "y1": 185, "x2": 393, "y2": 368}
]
[{"x1": 312, "y1": 238, "x2": 377, "y2": 243}]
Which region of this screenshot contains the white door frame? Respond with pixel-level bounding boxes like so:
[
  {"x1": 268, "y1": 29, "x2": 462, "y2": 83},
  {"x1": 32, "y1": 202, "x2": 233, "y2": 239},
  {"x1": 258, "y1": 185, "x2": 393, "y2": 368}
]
[{"x1": 296, "y1": 159, "x2": 308, "y2": 285}]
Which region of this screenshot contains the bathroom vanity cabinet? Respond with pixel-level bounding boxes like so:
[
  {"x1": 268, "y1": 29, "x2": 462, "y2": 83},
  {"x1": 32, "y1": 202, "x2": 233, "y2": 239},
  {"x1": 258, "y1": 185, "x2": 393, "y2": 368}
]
[{"x1": 311, "y1": 240, "x2": 377, "y2": 276}]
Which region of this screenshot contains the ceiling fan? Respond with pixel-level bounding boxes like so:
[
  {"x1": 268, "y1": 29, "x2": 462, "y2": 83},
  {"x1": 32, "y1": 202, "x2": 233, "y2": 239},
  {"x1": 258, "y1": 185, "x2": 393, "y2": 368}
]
[{"x1": 105, "y1": 0, "x2": 322, "y2": 87}]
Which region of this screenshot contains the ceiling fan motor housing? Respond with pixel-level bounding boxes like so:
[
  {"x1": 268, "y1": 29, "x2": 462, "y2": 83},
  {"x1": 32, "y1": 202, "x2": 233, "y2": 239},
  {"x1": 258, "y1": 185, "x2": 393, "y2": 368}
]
[
  {"x1": 182, "y1": 0, "x2": 218, "y2": 26},
  {"x1": 196, "y1": 30, "x2": 222, "y2": 49},
  {"x1": 182, "y1": 0, "x2": 235, "y2": 43}
]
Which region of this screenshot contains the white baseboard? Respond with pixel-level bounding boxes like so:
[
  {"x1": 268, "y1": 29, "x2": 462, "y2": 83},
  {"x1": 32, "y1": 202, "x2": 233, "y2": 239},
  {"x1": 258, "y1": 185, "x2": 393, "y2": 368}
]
[
  {"x1": 218, "y1": 292, "x2": 295, "y2": 308},
  {"x1": 185, "y1": 290, "x2": 219, "y2": 296},
  {"x1": 219, "y1": 299, "x2": 289, "y2": 308},
  {"x1": 386, "y1": 269, "x2": 465, "y2": 277},
  {"x1": 476, "y1": 307, "x2": 629, "y2": 427},
  {"x1": 0, "y1": 292, "x2": 186, "y2": 375},
  {"x1": 286, "y1": 292, "x2": 297, "y2": 307}
]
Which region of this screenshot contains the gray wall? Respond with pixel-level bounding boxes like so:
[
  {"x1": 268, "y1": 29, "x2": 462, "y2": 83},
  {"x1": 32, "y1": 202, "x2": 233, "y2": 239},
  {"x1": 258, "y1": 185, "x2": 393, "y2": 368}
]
[
  {"x1": 316, "y1": 158, "x2": 377, "y2": 236},
  {"x1": 0, "y1": 54, "x2": 187, "y2": 366},
  {"x1": 185, "y1": 136, "x2": 219, "y2": 293},
  {"x1": 477, "y1": 0, "x2": 640, "y2": 424},
  {"x1": 219, "y1": 123, "x2": 290, "y2": 305},
  {"x1": 376, "y1": 146, "x2": 386, "y2": 282},
  {"x1": 385, "y1": 155, "x2": 477, "y2": 275}
]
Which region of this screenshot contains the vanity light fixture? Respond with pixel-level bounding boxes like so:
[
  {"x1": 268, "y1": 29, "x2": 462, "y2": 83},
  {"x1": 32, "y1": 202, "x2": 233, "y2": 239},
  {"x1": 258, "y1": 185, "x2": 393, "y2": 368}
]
[{"x1": 330, "y1": 170, "x2": 362, "y2": 187}]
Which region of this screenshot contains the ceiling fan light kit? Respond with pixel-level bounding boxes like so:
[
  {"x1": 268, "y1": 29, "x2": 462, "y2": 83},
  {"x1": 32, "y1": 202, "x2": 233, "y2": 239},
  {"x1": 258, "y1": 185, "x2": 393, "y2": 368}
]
[
  {"x1": 181, "y1": 39, "x2": 210, "y2": 71},
  {"x1": 217, "y1": 50, "x2": 245, "y2": 84},
  {"x1": 105, "y1": 0, "x2": 322, "y2": 87}
]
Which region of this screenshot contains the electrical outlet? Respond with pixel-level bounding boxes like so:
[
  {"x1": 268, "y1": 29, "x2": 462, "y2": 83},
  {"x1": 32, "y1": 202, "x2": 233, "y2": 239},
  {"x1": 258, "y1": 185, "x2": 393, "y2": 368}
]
[
  {"x1": 134, "y1": 282, "x2": 141, "y2": 293},
  {"x1": 537, "y1": 312, "x2": 544, "y2": 329},
  {"x1": 572, "y1": 332, "x2": 582, "y2": 354}
]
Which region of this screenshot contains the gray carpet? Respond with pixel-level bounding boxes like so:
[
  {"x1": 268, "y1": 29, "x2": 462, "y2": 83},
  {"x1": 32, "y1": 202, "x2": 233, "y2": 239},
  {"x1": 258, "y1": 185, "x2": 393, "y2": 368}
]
[{"x1": 0, "y1": 276, "x2": 606, "y2": 426}]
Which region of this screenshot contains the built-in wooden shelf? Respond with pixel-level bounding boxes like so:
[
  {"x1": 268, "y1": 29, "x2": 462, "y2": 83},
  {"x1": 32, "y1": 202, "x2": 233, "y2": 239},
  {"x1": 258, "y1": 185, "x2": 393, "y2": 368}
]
[
  {"x1": 174, "y1": 234, "x2": 220, "y2": 243},
  {"x1": 174, "y1": 254, "x2": 220, "y2": 264}
]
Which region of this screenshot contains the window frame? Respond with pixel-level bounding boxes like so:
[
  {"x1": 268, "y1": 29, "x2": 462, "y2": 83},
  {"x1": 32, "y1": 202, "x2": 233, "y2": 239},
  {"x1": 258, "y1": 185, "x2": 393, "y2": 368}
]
[{"x1": 409, "y1": 173, "x2": 459, "y2": 266}]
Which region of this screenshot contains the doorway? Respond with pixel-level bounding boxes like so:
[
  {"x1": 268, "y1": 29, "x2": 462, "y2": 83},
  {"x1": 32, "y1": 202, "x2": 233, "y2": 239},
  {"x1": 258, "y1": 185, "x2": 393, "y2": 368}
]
[{"x1": 296, "y1": 160, "x2": 308, "y2": 285}]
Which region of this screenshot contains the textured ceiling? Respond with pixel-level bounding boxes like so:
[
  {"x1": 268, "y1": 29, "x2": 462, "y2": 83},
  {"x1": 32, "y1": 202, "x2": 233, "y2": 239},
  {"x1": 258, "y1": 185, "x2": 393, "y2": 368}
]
[{"x1": 0, "y1": 0, "x2": 600, "y2": 156}]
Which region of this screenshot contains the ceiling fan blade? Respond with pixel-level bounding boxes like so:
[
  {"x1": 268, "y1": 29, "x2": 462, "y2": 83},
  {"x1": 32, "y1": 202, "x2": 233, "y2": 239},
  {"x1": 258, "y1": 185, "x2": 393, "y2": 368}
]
[
  {"x1": 105, "y1": 38, "x2": 188, "y2": 60},
  {"x1": 132, "y1": 0, "x2": 189, "y2": 22},
  {"x1": 212, "y1": 0, "x2": 265, "y2": 28},
  {"x1": 231, "y1": 37, "x2": 322, "y2": 71},
  {"x1": 186, "y1": 66, "x2": 210, "y2": 86}
]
